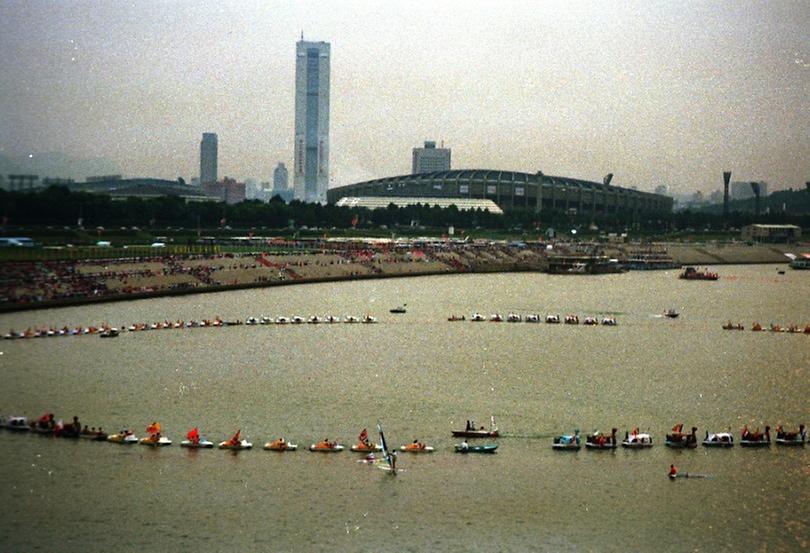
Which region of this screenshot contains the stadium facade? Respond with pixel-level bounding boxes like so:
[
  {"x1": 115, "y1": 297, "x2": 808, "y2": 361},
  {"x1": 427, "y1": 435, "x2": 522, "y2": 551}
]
[{"x1": 327, "y1": 170, "x2": 673, "y2": 215}]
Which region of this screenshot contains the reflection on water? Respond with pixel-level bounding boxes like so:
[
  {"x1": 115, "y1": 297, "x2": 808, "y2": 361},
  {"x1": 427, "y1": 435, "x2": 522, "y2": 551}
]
[{"x1": 0, "y1": 266, "x2": 807, "y2": 551}]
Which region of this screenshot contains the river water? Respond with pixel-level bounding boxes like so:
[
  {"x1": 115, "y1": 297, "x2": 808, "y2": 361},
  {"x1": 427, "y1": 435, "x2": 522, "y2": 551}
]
[{"x1": 0, "y1": 265, "x2": 807, "y2": 552}]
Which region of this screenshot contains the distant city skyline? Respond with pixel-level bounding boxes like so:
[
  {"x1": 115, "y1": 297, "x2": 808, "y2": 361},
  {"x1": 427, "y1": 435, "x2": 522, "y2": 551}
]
[{"x1": 0, "y1": 2, "x2": 808, "y2": 195}]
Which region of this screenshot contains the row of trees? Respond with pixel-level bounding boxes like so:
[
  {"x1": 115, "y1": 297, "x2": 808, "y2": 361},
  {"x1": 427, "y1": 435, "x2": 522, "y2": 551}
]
[{"x1": 1, "y1": 186, "x2": 808, "y2": 234}]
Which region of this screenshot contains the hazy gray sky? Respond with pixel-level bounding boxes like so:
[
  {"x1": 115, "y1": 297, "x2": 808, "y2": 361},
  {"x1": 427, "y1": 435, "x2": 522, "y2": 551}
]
[{"x1": 1, "y1": 0, "x2": 808, "y2": 194}]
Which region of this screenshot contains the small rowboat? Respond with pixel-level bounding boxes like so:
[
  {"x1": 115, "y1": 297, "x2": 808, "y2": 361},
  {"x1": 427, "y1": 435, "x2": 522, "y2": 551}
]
[
  {"x1": 139, "y1": 436, "x2": 172, "y2": 447},
  {"x1": 309, "y1": 443, "x2": 345, "y2": 452},
  {"x1": 218, "y1": 440, "x2": 253, "y2": 450},
  {"x1": 350, "y1": 442, "x2": 382, "y2": 452},
  {"x1": 264, "y1": 441, "x2": 298, "y2": 451},
  {"x1": 180, "y1": 440, "x2": 214, "y2": 449},
  {"x1": 108, "y1": 432, "x2": 138, "y2": 444},
  {"x1": 399, "y1": 444, "x2": 434, "y2": 453},
  {"x1": 455, "y1": 443, "x2": 498, "y2": 453}
]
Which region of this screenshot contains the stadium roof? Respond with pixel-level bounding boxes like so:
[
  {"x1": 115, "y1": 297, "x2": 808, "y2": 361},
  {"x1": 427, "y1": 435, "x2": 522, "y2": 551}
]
[{"x1": 335, "y1": 196, "x2": 503, "y2": 214}]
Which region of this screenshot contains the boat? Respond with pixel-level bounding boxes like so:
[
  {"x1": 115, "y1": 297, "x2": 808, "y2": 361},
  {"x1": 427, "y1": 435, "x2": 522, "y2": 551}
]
[
  {"x1": 219, "y1": 429, "x2": 252, "y2": 450},
  {"x1": 506, "y1": 313, "x2": 522, "y2": 322},
  {"x1": 470, "y1": 312, "x2": 486, "y2": 322},
  {"x1": 585, "y1": 428, "x2": 618, "y2": 449},
  {"x1": 245, "y1": 317, "x2": 258, "y2": 325},
  {"x1": 99, "y1": 328, "x2": 119, "y2": 338},
  {"x1": 740, "y1": 426, "x2": 771, "y2": 447},
  {"x1": 264, "y1": 439, "x2": 298, "y2": 451},
  {"x1": 325, "y1": 315, "x2": 340, "y2": 323},
  {"x1": 219, "y1": 439, "x2": 253, "y2": 450},
  {"x1": 621, "y1": 428, "x2": 653, "y2": 448},
  {"x1": 399, "y1": 441, "x2": 433, "y2": 453},
  {"x1": 79, "y1": 428, "x2": 108, "y2": 441},
  {"x1": 140, "y1": 436, "x2": 172, "y2": 447},
  {"x1": 361, "y1": 315, "x2": 377, "y2": 324},
  {"x1": 545, "y1": 314, "x2": 560, "y2": 324},
  {"x1": 390, "y1": 304, "x2": 407, "y2": 314},
  {"x1": 4, "y1": 416, "x2": 30, "y2": 431},
  {"x1": 583, "y1": 316, "x2": 599, "y2": 326},
  {"x1": 276, "y1": 316, "x2": 289, "y2": 324},
  {"x1": 489, "y1": 314, "x2": 503, "y2": 322},
  {"x1": 722, "y1": 321, "x2": 744, "y2": 330},
  {"x1": 291, "y1": 316, "x2": 305, "y2": 324},
  {"x1": 350, "y1": 428, "x2": 382, "y2": 452},
  {"x1": 455, "y1": 443, "x2": 498, "y2": 453},
  {"x1": 259, "y1": 316, "x2": 273, "y2": 325},
  {"x1": 564, "y1": 315, "x2": 579, "y2": 325},
  {"x1": 447, "y1": 315, "x2": 466, "y2": 321},
  {"x1": 788, "y1": 254, "x2": 810, "y2": 270},
  {"x1": 669, "y1": 472, "x2": 711, "y2": 479},
  {"x1": 452, "y1": 416, "x2": 499, "y2": 438},
  {"x1": 309, "y1": 440, "x2": 344, "y2": 452},
  {"x1": 775, "y1": 425, "x2": 806, "y2": 446},
  {"x1": 665, "y1": 425, "x2": 697, "y2": 448},
  {"x1": 702, "y1": 431, "x2": 734, "y2": 447},
  {"x1": 679, "y1": 266, "x2": 719, "y2": 280},
  {"x1": 344, "y1": 316, "x2": 359, "y2": 323},
  {"x1": 525, "y1": 314, "x2": 540, "y2": 323},
  {"x1": 108, "y1": 431, "x2": 138, "y2": 444},
  {"x1": 751, "y1": 322, "x2": 763, "y2": 331},
  {"x1": 601, "y1": 317, "x2": 617, "y2": 326},
  {"x1": 181, "y1": 439, "x2": 214, "y2": 448},
  {"x1": 664, "y1": 309, "x2": 679, "y2": 319},
  {"x1": 552, "y1": 430, "x2": 581, "y2": 450},
  {"x1": 308, "y1": 316, "x2": 322, "y2": 324}
]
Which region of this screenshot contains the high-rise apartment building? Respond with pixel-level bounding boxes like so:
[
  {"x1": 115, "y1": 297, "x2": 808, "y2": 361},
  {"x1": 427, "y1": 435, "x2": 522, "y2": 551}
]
[
  {"x1": 200, "y1": 133, "x2": 218, "y2": 185},
  {"x1": 274, "y1": 162, "x2": 289, "y2": 191},
  {"x1": 293, "y1": 38, "x2": 330, "y2": 203},
  {"x1": 412, "y1": 141, "x2": 451, "y2": 174}
]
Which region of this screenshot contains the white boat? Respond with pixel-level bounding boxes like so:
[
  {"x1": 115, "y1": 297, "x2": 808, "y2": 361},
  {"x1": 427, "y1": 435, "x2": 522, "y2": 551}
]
[
  {"x1": 525, "y1": 314, "x2": 540, "y2": 323},
  {"x1": 506, "y1": 313, "x2": 521, "y2": 322},
  {"x1": 108, "y1": 432, "x2": 139, "y2": 444},
  {"x1": 564, "y1": 315, "x2": 579, "y2": 325},
  {"x1": 583, "y1": 316, "x2": 599, "y2": 326},
  {"x1": 775, "y1": 425, "x2": 806, "y2": 445},
  {"x1": 621, "y1": 430, "x2": 653, "y2": 448},
  {"x1": 291, "y1": 316, "x2": 305, "y2": 324},
  {"x1": 344, "y1": 316, "x2": 359, "y2": 323},
  {"x1": 489, "y1": 314, "x2": 503, "y2": 322},
  {"x1": 218, "y1": 439, "x2": 253, "y2": 450},
  {"x1": 245, "y1": 317, "x2": 258, "y2": 325},
  {"x1": 276, "y1": 316, "x2": 289, "y2": 324},
  {"x1": 308, "y1": 316, "x2": 322, "y2": 324},
  {"x1": 362, "y1": 315, "x2": 377, "y2": 323},
  {"x1": 601, "y1": 317, "x2": 617, "y2": 326},
  {"x1": 4, "y1": 416, "x2": 30, "y2": 431},
  {"x1": 309, "y1": 443, "x2": 345, "y2": 452},
  {"x1": 702, "y1": 431, "x2": 734, "y2": 447},
  {"x1": 545, "y1": 314, "x2": 560, "y2": 324},
  {"x1": 259, "y1": 316, "x2": 273, "y2": 325},
  {"x1": 325, "y1": 315, "x2": 340, "y2": 323},
  {"x1": 180, "y1": 439, "x2": 214, "y2": 448},
  {"x1": 350, "y1": 443, "x2": 383, "y2": 452},
  {"x1": 139, "y1": 436, "x2": 172, "y2": 447},
  {"x1": 470, "y1": 312, "x2": 486, "y2": 322}
]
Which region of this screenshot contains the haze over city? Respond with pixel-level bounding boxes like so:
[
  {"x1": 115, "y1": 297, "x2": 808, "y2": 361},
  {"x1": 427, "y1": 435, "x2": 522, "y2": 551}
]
[{"x1": 1, "y1": 0, "x2": 808, "y2": 195}]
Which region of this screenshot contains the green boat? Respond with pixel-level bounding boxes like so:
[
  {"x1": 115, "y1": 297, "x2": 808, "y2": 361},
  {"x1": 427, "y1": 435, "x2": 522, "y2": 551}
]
[{"x1": 455, "y1": 443, "x2": 498, "y2": 453}]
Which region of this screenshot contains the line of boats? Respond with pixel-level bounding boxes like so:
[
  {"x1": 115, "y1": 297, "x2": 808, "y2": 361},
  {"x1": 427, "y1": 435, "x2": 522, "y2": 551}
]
[
  {"x1": 748, "y1": 322, "x2": 810, "y2": 334},
  {"x1": 2, "y1": 314, "x2": 381, "y2": 340},
  {"x1": 451, "y1": 313, "x2": 618, "y2": 325},
  {"x1": 551, "y1": 424, "x2": 807, "y2": 450}
]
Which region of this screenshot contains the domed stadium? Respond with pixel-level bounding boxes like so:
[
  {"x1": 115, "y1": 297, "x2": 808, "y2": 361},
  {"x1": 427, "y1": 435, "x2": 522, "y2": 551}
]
[{"x1": 327, "y1": 170, "x2": 672, "y2": 215}]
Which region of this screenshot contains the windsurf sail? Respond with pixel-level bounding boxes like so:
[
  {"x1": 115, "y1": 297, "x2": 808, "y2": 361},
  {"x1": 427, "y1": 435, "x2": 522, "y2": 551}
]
[{"x1": 376, "y1": 420, "x2": 392, "y2": 470}]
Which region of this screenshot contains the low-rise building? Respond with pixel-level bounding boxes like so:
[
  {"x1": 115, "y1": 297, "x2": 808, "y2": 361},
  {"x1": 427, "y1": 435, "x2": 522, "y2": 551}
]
[{"x1": 741, "y1": 224, "x2": 801, "y2": 243}]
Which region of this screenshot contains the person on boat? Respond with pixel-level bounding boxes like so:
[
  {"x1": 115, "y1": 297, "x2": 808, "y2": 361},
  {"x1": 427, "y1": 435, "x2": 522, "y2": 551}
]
[
  {"x1": 465, "y1": 420, "x2": 471, "y2": 431},
  {"x1": 669, "y1": 464, "x2": 678, "y2": 477},
  {"x1": 460, "y1": 440, "x2": 469, "y2": 451}
]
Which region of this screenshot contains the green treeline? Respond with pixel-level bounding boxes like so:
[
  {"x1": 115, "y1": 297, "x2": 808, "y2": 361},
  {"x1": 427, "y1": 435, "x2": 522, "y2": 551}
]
[{"x1": 1, "y1": 186, "x2": 808, "y2": 232}]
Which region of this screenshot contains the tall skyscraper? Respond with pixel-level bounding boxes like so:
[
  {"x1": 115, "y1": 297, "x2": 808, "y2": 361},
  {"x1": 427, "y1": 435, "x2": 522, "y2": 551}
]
[
  {"x1": 293, "y1": 38, "x2": 330, "y2": 203},
  {"x1": 274, "y1": 162, "x2": 288, "y2": 190},
  {"x1": 200, "y1": 133, "x2": 218, "y2": 185},
  {"x1": 412, "y1": 141, "x2": 451, "y2": 174}
]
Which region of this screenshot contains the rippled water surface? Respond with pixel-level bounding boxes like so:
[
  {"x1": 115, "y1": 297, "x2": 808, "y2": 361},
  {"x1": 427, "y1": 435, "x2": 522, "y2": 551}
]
[{"x1": 0, "y1": 265, "x2": 808, "y2": 552}]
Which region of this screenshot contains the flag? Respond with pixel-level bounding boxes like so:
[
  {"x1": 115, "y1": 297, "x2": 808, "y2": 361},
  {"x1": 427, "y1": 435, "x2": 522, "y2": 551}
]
[
  {"x1": 359, "y1": 428, "x2": 368, "y2": 442},
  {"x1": 146, "y1": 422, "x2": 161, "y2": 435}
]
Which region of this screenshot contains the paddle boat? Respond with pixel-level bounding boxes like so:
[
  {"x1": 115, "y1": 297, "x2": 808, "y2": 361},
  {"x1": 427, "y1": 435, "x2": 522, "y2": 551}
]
[
  {"x1": 622, "y1": 428, "x2": 653, "y2": 448},
  {"x1": 552, "y1": 430, "x2": 581, "y2": 450},
  {"x1": 350, "y1": 441, "x2": 382, "y2": 452},
  {"x1": 751, "y1": 322, "x2": 763, "y2": 331},
  {"x1": 291, "y1": 316, "x2": 305, "y2": 324},
  {"x1": 79, "y1": 427, "x2": 108, "y2": 441},
  {"x1": 448, "y1": 315, "x2": 466, "y2": 321},
  {"x1": 585, "y1": 428, "x2": 618, "y2": 449},
  {"x1": 664, "y1": 309, "x2": 679, "y2": 318},
  {"x1": 545, "y1": 314, "x2": 560, "y2": 324},
  {"x1": 775, "y1": 425, "x2": 806, "y2": 446},
  {"x1": 276, "y1": 316, "x2": 289, "y2": 324},
  {"x1": 259, "y1": 316, "x2": 273, "y2": 325},
  {"x1": 361, "y1": 315, "x2": 377, "y2": 324},
  {"x1": 325, "y1": 315, "x2": 340, "y2": 323},
  {"x1": 583, "y1": 316, "x2": 599, "y2": 326},
  {"x1": 665, "y1": 424, "x2": 698, "y2": 448},
  {"x1": 309, "y1": 440, "x2": 344, "y2": 452},
  {"x1": 564, "y1": 314, "x2": 579, "y2": 325},
  {"x1": 601, "y1": 317, "x2": 617, "y2": 326},
  {"x1": 506, "y1": 313, "x2": 522, "y2": 322},
  {"x1": 740, "y1": 426, "x2": 771, "y2": 447},
  {"x1": 245, "y1": 317, "x2": 258, "y2": 325},
  {"x1": 99, "y1": 328, "x2": 119, "y2": 338},
  {"x1": 308, "y1": 316, "x2": 323, "y2": 324},
  {"x1": 470, "y1": 312, "x2": 486, "y2": 322},
  {"x1": 108, "y1": 430, "x2": 138, "y2": 444},
  {"x1": 702, "y1": 431, "x2": 734, "y2": 447},
  {"x1": 180, "y1": 427, "x2": 213, "y2": 448},
  {"x1": 5, "y1": 416, "x2": 30, "y2": 431},
  {"x1": 679, "y1": 266, "x2": 719, "y2": 280},
  {"x1": 140, "y1": 435, "x2": 172, "y2": 447},
  {"x1": 264, "y1": 438, "x2": 298, "y2": 451},
  {"x1": 525, "y1": 314, "x2": 540, "y2": 323},
  {"x1": 399, "y1": 440, "x2": 434, "y2": 453},
  {"x1": 489, "y1": 313, "x2": 503, "y2": 322},
  {"x1": 455, "y1": 442, "x2": 498, "y2": 453},
  {"x1": 452, "y1": 416, "x2": 499, "y2": 438},
  {"x1": 344, "y1": 316, "x2": 359, "y2": 323},
  {"x1": 219, "y1": 430, "x2": 252, "y2": 450},
  {"x1": 390, "y1": 304, "x2": 407, "y2": 314},
  {"x1": 722, "y1": 321, "x2": 744, "y2": 330}
]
